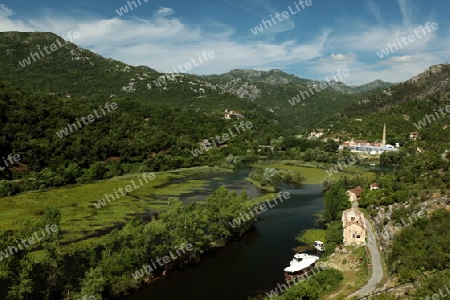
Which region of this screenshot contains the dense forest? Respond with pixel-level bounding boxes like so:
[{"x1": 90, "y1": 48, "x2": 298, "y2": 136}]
[{"x1": 0, "y1": 81, "x2": 286, "y2": 196}]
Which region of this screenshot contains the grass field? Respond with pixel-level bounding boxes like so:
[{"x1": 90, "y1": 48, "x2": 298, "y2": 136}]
[
  {"x1": 0, "y1": 166, "x2": 232, "y2": 249},
  {"x1": 250, "y1": 161, "x2": 376, "y2": 184}
]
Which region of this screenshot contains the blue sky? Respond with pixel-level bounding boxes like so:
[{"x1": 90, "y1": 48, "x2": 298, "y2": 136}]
[{"x1": 1, "y1": 0, "x2": 449, "y2": 84}]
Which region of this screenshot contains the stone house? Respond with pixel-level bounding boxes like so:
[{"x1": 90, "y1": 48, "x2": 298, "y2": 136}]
[{"x1": 342, "y1": 207, "x2": 367, "y2": 246}]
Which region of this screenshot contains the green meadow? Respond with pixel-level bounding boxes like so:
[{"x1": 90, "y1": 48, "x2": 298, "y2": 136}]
[
  {"x1": 0, "y1": 166, "x2": 232, "y2": 251},
  {"x1": 251, "y1": 160, "x2": 376, "y2": 184}
]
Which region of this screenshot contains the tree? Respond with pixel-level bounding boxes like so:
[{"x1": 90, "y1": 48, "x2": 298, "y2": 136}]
[
  {"x1": 225, "y1": 154, "x2": 241, "y2": 166},
  {"x1": 83, "y1": 162, "x2": 107, "y2": 181},
  {"x1": 77, "y1": 267, "x2": 107, "y2": 299},
  {"x1": 6, "y1": 256, "x2": 34, "y2": 299},
  {"x1": 105, "y1": 161, "x2": 124, "y2": 178},
  {"x1": 205, "y1": 186, "x2": 250, "y2": 240},
  {"x1": 323, "y1": 181, "x2": 349, "y2": 223},
  {"x1": 0, "y1": 180, "x2": 12, "y2": 197},
  {"x1": 283, "y1": 281, "x2": 319, "y2": 300},
  {"x1": 262, "y1": 168, "x2": 281, "y2": 186},
  {"x1": 63, "y1": 163, "x2": 81, "y2": 184},
  {"x1": 325, "y1": 221, "x2": 343, "y2": 255}
]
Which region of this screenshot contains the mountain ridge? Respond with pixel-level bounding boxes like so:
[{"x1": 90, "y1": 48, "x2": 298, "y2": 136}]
[
  {"x1": 0, "y1": 31, "x2": 363, "y2": 129},
  {"x1": 203, "y1": 68, "x2": 394, "y2": 93},
  {"x1": 0, "y1": 31, "x2": 447, "y2": 133}
]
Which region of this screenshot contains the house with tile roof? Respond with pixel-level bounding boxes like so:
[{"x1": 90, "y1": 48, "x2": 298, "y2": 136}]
[
  {"x1": 347, "y1": 186, "x2": 365, "y2": 202},
  {"x1": 342, "y1": 207, "x2": 367, "y2": 246}
]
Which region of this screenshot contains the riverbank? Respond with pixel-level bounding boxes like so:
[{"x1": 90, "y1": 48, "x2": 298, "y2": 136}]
[
  {"x1": 1, "y1": 166, "x2": 265, "y2": 299},
  {"x1": 0, "y1": 166, "x2": 234, "y2": 250},
  {"x1": 266, "y1": 167, "x2": 378, "y2": 300},
  {"x1": 0, "y1": 161, "x2": 367, "y2": 250},
  {"x1": 249, "y1": 160, "x2": 375, "y2": 185},
  {"x1": 297, "y1": 221, "x2": 369, "y2": 298},
  {"x1": 121, "y1": 183, "x2": 326, "y2": 300},
  {"x1": 246, "y1": 163, "x2": 307, "y2": 192}
]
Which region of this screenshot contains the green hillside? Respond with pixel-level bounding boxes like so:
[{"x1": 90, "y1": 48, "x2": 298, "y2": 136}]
[
  {"x1": 0, "y1": 32, "x2": 383, "y2": 131},
  {"x1": 316, "y1": 64, "x2": 450, "y2": 143}
]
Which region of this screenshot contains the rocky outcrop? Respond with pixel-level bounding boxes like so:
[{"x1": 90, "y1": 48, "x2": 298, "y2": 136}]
[
  {"x1": 216, "y1": 78, "x2": 261, "y2": 101},
  {"x1": 369, "y1": 195, "x2": 450, "y2": 251},
  {"x1": 409, "y1": 64, "x2": 446, "y2": 83}
]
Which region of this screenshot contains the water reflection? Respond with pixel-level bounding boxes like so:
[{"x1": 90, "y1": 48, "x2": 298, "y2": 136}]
[{"x1": 122, "y1": 173, "x2": 323, "y2": 300}]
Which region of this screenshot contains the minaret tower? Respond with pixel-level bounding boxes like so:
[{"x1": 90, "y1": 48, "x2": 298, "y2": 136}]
[{"x1": 382, "y1": 123, "x2": 386, "y2": 146}]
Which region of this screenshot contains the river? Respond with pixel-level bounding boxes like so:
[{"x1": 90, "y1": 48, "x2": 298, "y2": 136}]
[{"x1": 122, "y1": 169, "x2": 324, "y2": 300}]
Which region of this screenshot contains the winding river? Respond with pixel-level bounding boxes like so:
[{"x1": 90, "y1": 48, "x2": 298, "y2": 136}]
[{"x1": 122, "y1": 169, "x2": 324, "y2": 300}]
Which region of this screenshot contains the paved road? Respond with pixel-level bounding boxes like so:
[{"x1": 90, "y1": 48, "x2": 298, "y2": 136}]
[{"x1": 349, "y1": 218, "x2": 383, "y2": 298}]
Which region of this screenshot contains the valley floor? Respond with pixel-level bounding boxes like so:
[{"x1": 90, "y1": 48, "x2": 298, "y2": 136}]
[
  {"x1": 250, "y1": 160, "x2": 376, "y2": 184},
  {"x1": 0, "y1": 166, "x2": 233, "y2": 251}
]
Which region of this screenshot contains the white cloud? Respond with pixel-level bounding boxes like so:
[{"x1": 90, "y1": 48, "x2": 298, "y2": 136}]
[
  {"x1": 328, "y1": 53, "x2": 356, "y2": 61},
  {"x1": 381, "y1": 55, "x2": 418, "y2": 64},
  {"x1": 367, "y1": 1, "x2": 382, "y2": 23},
  {"x1": 328, "y1": 23, "x2": 439, "y2": 55},
  {"x1": 248, "y1": 0, "x2": 296, "y2": 35},
  {"x1": 309, "y1": 53, "x2": 445, "y2": 85},
  {"x1": 0, "y1": 4, "x2": 12, "y2": 18},
  {"x1": 397, "y1": 0, "x2": 414, "y2": 25},
  {"x1": 0, "y1": 3, "x2": 447, "y2": 85},
  {"x1": 0, "y1": 5, "x2": 327, "y2": 75},
  {"x1": 154, "y1": 7, "x2": 174, "y2": 18},
  {"x1": 0, "y1": 4, "x2": 37, "y2": 31},
  {"x1": 119, "y1": 32, "x2": 328, "y2": 75}
]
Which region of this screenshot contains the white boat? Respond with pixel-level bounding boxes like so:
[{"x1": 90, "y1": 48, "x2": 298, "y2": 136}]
[
  {"x1": 289, "y1": 253, "x2": 311, "y2": 266},
  {"x1": 284, "y1": 253, "x2": 320, "y2": 280},
  {"x1": 289, "y1": 253, "x2": 319, "y2": 266},
  {"x1": 314, "y1": 241, "x2": 325, "y2": 252}
]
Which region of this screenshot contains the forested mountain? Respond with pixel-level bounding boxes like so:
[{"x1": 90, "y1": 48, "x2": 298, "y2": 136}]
[
  {"x1": 0, "y1": 80, "x2": 287, "y2": 195},
  {"x1": 0, "y1": 32, "x2": 290, "y2": 195},
  {"x1": 327, "y1": 79, "x2": 393, "y2": 94},
  {"x1": 202, "y1": 69, "x2": 394, "y2": 129},
  {"x1": 0, "y1": 32, "x2": 262, "y2": 115},
  {"x1": 204, "y1": 69, "x2": 314, "y2": 85},
  {"x1": 204, "y1": 69, "x2": 393, "y2": 94},
  {"x1": 0, "y1": 32, "x2": 389, "y2": 131},
  {"x1": 316, "y1": 64, "x2": 450, "y2": 143}
]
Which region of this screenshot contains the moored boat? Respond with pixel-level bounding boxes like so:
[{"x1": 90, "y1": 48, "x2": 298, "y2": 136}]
[
  {"x1": 284, "y1": 253, "x2": 320, "y2": 281},
  {"x1": 314, "y1": 240, "x2": 325, "y2": 252},
  {"x1": 289, "y1": 253, "x2": 310, "y2": 266}
]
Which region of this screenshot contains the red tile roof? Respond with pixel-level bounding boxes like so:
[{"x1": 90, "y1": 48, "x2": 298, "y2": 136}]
[{"x1": 349, "y1": 186, "x2": 365, "y2": 197}]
